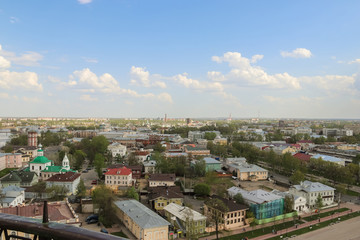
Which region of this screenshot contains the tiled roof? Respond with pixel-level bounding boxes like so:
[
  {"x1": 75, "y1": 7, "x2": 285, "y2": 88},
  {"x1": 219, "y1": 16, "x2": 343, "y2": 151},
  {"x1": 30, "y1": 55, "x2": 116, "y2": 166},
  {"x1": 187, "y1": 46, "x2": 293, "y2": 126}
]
[
  {"x1": 148, "y1": 186, "x2": 183, "y2": 200},
  {"x1": 114, "y1": 200, "x2": 170, "y2": 229},
  {"x1": 293, "y1": 153, "x2": 312, "y2": 162},
  {"x1": 104, "y1": 167, "x2": 132, "y2": 176},
  {"x1": 149, "y1": 173, "x2": 176, "y2": 182},
  {"x1": 206, "y1": 195, "x2": 248, "y2": 212},
  {"x1": 45, "y1": 172, "x2": 81, "y2": 182}
]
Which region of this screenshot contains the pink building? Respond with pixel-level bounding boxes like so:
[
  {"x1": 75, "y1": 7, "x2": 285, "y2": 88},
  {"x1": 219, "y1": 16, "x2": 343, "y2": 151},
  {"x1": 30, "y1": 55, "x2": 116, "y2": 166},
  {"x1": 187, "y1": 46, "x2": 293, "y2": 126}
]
[
  {"x1": 0, "y1": 153, "x2": 23, "y2": 170},
  {"x1": 27, "y1": 131, "x2": 38, "y2": 147}
]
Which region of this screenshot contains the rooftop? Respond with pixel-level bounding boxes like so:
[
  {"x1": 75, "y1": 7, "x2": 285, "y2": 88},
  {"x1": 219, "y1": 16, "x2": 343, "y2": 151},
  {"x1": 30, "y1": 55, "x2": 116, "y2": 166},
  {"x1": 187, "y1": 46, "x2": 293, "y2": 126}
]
[
  {"x1": 45, "y1": 172, "x2": 81, "y2": 182},
  {"x1": 292, "y1": 181, "x2": 336, "y2": 193},
  {"x1": 104, "y1": 167, "x2": 132, "y2": 176},
  {"x1": 164, "y1": 203, "x2": 206, "y2": 222}
]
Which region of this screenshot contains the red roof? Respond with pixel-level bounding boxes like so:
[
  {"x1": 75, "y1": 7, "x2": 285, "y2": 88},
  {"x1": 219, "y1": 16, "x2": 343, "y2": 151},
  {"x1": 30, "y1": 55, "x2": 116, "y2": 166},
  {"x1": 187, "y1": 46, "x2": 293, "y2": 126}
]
[
  {"x1": 291, "y1": 144, "x2": 301, "y2": 148},
  {"x1": 293, "y1": 153, "x2": 312, "y2": 162},
  {"x1": 134, "y1": 151, "x2": 150, "y2": 156},
  {"x1": 297, "y1": 140, "x2": 313, "y2": 144},
  {"x1": 104, "y1": 167, "x2": 132, "y2": 176}
]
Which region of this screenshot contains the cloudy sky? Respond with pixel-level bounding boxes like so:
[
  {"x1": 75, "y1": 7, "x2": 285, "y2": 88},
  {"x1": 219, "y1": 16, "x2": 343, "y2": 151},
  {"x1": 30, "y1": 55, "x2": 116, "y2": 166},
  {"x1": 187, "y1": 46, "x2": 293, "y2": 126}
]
[{"x1": 1, "y1": 1, "x2": 360, "y2": 119}]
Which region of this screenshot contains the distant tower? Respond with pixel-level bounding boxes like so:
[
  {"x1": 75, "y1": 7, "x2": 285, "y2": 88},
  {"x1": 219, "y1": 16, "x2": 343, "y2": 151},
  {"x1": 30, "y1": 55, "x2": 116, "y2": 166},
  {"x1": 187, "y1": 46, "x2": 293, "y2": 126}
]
[
  {"x1": 28, "y1": 131, "x2": 38, "y2": 147},
  {"x1": 279, "y1": 120, "x2": 285, "y2": 128},
  {"x1": 186, "y1": 118, "x2": 191, "y2": 125},
  {"x1": 37, "y1": 144, "x2": 44, "y2": 157},
  {"x1": 62, "y1": 154, "x2": 70, "y2": 171},
  {"x1": 227, "y1": 113, "x2": 232, "y2": 122},
  {"x1": 164, "y1": 114, "x2": 167, "y2": 122}
]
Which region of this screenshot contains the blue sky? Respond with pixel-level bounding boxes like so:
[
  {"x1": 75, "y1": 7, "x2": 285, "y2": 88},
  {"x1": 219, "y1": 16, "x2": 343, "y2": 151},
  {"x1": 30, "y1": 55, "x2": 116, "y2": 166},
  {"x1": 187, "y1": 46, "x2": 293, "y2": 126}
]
[{"x1": 0, "y1": 0, "x2": 359, "y2": 118}]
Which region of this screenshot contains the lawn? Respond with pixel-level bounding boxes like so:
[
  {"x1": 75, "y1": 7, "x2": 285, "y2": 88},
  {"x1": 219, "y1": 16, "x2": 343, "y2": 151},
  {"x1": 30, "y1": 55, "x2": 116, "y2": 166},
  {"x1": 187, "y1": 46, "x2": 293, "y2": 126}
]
[
  {"x1": 266, "y1": 211, "x2": 360, "y2": 240},
  {"x1": 111, "y1": 231, "x2": 128, "y2": 238},
  {"x1": 302, "y1": 207, "x2": 348, "y2": 222},
  {"x1": 219, "y1": 220, "x2": 304, "y2": 239}
]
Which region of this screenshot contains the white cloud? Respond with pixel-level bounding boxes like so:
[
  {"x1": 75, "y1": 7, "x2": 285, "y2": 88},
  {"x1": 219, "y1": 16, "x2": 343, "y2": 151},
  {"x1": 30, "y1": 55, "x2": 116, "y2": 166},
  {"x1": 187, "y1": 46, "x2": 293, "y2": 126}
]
[
  {"x1": 0, "y1": 70, "x2": 43, "y2": 91},
  {"x1": 157, "y1": 92, "x2": 173, "y2": 103},
  {"x1": 281, "y1": 48, "x2": 312, "y2": 58},
  {"x1": 213, "y1": 52, "x2": 301, "y2": 89},
  {"x1": 0, "y1": 50, "x2": 43, "y2": 66},
  {"x1": 130, "y1": 66, "x2": 166, "y2": 88},
  {"x1": 83, "y1": 57, "x2": 98, "y2": 63},
  {"x1": 207, "y1": 71, "x2": 226, "y2": 82},
  {"x1": 0, "y1": 56, "x2": 11, "y2": 68},
  {"x1": 300, "y1": 74, "x2": 357, "y2": 94},
  {"x1": 80, "y1": 94, "x2": 97, "y2": 101},
  {"x1": 0, "y1": 92, "x2": 9, "y2": 99},
  {"x1": 78, "y1": 0, "x2": 92, "y2": 4},
  {"x1": 349, "y1": 59, "x2": 360, "y2": 64},
  {"x1": 250, "y1": 54, "x2": 264, "y2": 63}
]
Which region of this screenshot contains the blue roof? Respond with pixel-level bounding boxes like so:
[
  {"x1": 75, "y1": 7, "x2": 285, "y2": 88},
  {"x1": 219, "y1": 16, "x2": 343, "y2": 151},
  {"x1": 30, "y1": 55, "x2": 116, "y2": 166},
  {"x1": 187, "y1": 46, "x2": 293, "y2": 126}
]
[{"x1": 312, "y1": 154, "x2": 343, "y2": 163}]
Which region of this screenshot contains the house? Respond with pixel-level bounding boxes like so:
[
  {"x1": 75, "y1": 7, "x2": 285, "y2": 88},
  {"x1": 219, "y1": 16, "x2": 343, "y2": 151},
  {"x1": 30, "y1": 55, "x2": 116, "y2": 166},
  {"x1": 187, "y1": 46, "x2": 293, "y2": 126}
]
[
  {"x1": 164, "y1": 203, "x2": 206, "y2": 238},
  {"x1": 271, "y1": 190, "x2": 308, "y2": 213},
  {"x1": 114, "y1": 199, "x2": 170, "y2": 240},
  {"x1": 12, "y1": 146, "x2": 38, "y2": 159},
  {"x1": 204, "y1": 195, "x2": 248, "y2": 230},
  {"x1": 0, "y1": 185, "x2": 25, "y2": 207},
  {"x1": 108, "y1": 142, "x2": 127, "y2": 158},
  {"x1": 289, "y1": 181, "x2": 336, "y2": 209},
  {"x1": 191, "y1": 157, "x2": 222, "y2": 172},
  {"x1": 148, "y1": 186, "x2": 184, "y2": 212},
  {"x1": 144, "y1": 160, "x2": 157, "y2": 174},
  {"x1": 108, "y1": 164, "x2": 142, "y2": 179},
  {"x1": 227, "y1": 161, "x2": 268, "y2": 181},
  {"x1": 148, "y1": 174, "x2": 176, "y2": 188},
  {"x1": 134, "y1": 149, "x2": 151, "y2": 163},
  {"x1": 228, "y1": 187, "x2": 284, "y2": 220},
  {"x1": 213, "y1": 137, "x2": 227, "y2": 145},
  {"x1": 188, "y1": 131, "x2": 205, "y2": 142},
  {"x1": 0, "y1": 153, "x2": 23, "y2": 170},
  {"x1": 0, "y1": 171, "x2": 21, "y2": 188},
  {"x1": 45, "y1": 172, "x2": 81, "y2": 195},
  {"x1": 296, "y1": 140, "x2": 315, "y2": 150},
  {"x1": 104, "y1": 167, "x2": 133, "y2": 188},
  {"x1": 184, "y1": 145, "x2": 210, "y2": 157}
]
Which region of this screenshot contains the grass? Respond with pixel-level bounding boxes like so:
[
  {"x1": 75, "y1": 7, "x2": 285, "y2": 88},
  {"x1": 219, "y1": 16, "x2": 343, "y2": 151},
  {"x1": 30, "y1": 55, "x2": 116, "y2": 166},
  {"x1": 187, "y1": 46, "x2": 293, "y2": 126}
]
[
  {"x1": 219, "y1": 220, "x2": 303, "y2": 239},
  {"x1": 266, "y1": 211, "x2": 360, "y2": 240},
  {"x1": 111, "y1": 231, "x2": 128, "y2": 238},
  {"x1": 302, "y1": 208, "x2": 348, "y2": 222},
  {"x1": 345, "y1": 189, "x2": 360, "y2": 196}
]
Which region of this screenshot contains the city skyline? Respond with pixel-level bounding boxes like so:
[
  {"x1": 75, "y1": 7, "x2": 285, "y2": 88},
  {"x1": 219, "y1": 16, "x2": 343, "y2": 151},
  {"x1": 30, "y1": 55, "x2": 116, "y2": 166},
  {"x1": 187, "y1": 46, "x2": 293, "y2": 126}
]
[{"x1": 1, "y1": 1, "x2": 360, "y2": 118}]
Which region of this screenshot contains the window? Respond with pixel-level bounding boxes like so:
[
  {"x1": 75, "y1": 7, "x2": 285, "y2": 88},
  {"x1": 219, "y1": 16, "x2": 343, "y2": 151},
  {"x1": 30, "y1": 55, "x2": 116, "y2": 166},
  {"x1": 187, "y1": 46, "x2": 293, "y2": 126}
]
[{"x1": 32, "y1": 166, "x2": 34, "y2": 170}]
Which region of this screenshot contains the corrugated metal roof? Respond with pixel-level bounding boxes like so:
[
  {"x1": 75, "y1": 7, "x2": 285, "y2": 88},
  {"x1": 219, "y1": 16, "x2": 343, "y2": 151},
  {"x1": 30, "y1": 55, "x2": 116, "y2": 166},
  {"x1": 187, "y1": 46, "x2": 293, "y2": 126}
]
[
  {"x1": 163, "y1": 203, "x2": 206, "y2": 222},
  {"x1": 114, "y1": 200, "x2": 170, "y2": 229},
  {"x1": 292, "y1": 181, "x2": 335, "y2": 192}
]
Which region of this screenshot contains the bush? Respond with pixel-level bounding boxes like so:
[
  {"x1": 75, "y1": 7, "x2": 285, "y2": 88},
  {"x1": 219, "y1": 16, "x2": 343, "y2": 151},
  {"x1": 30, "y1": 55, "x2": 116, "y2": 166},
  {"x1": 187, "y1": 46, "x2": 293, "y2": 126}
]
[{"x1": 194, "y1": 183, "x2": 211, "y2": 196}]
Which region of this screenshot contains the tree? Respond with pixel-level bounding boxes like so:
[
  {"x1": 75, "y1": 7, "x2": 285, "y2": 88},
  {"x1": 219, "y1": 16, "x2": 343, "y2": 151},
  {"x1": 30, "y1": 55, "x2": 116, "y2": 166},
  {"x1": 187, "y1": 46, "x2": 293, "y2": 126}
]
[
  {"x1": 284, "y1": 195, "x2": 294, "y2": 213},
  {"x1": 76, "y1": 179, "x2": 86, "y2": 198},
  {"x1": 31, "y1": 181, "x2": 47, "y2": 199},
  {"x1": 74, "y1": 150, "x2": 87, "y2": 171},
  {"x1": 92, "y1": 185, "x2": 117, "y2": 227},
  {"x1": 127, "y1": 152, "x2": 140, "y2": 166},
  {"x1": 194, "y1": 183, "x2": 211, "y2": 196},
  {"x1": 10, "y1": 134, "x2": 28, "y2": 145},
  {"x1": 204, "y1": 132, "x2": 217, "y2": 140},
  {"x1": 94, "y1": 153, "x2": 105, "y2": 179},
  {"x1": 290, "y1": 170, "x2": 305, "y2": 185},
  {"x1": 47, "y1": 185, "x2": 69, "y2": 201},
  {"x1": 193, "y1": 159, "x2": 206, "y2": 177},
  {"x1": 153, "y1": 142, "x2": 166, "y2": 153},
  {"x1": 205, "y1": 198, "x2": 228, "y2": 240},
  {"x1": 234, "y1": 193, "x2": 245, "y2": 205},
  {"x1": 315, "y1": 194, "x2": 324, "y2": 211},
  {"x1": 126, "y1": 186, "x2": 139, "y2": 201}
]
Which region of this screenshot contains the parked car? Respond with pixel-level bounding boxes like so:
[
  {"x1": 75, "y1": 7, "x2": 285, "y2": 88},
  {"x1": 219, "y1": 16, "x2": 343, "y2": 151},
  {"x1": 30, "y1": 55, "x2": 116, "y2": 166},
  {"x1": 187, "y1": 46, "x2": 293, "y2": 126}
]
[
  {"x1": 86, "y1": 214, "x2": 98, "y2": 224},
  {"x1": 100, "y1": 228, "x2": 109, "y2": 234},
  {"x1": 82, "y1": 169, "x2": 88, "y2": 173},
  {"x1": 231, "y1": 176, "x2": 237, "y2": 180},
  {"x1": 91, "y1": 180, "x2": 97, "y2": 185}
]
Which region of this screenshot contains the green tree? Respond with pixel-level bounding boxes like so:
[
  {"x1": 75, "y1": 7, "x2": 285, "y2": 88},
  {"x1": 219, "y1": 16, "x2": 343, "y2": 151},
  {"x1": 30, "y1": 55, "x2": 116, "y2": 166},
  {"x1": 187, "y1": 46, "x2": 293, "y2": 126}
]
[
  {"x1": 127, "y1": 152, "x2": 140, "y2": 166},
  {"x1": 315, "y1": 194, "x2": 324, "y2": 211},
  {"x1": 284, "y1": 195, "x2": 294, "y2": 213},
  {"x1": 94, "y1": 153, "x2": 105, "y2": 179},
  {"x1": 47, "y1": 185, "x2": 69, "y2": 201},
  {"x1": 290, "y1": 170, "x2": 305, "y2": 185},
  {"x1": 234, "y1": 193, "x2": 245, "y2": 205},
  {"x1": 76, "y1": 179, "x2": 86, "y2": 198},
  {"x1": 204, "y1": 132, "x2": 217, "y2": 140},
  {"x1": 153, "y1": 142, "x2": 166, "y2": 153},
  {"x1": 126, "y1": 186, "x2": 139, "y2": 201},
  {"x1": 31, "y1": 181, "x2": 47, "y2": 199},
  {"x1": 205, "y1": 198, "x2": 228, "y2": 240},
  {"x1": 193, "y1": 159, "x2": 206, "y2": 177},
  {"x1": 10, "y1": 134, "x2": 28, "y2": 146},
  {"x1": 74, "y1": 150, "x2": 87, "y2": 170},
  {"x1": 91, "y1": 185, "x2": 116, "y2": 227},
  {"x1": 194, "y1": 183, "x2": 211, "y2": 196}
]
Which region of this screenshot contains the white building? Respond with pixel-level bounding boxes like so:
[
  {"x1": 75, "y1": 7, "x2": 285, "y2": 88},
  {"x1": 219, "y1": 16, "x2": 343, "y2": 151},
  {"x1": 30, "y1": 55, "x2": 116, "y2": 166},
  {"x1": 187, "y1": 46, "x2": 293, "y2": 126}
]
[
  {"x1": 45, "y1": 172, "x2": 81, "y2": 195},
  {"x1": 271, "y1": 190, "x2": 308, "y2": 213},
  {"x1": 144, "y1": 160, "x2": 157, "y2": 174},
  {"x1": 1, "y1": 185, "x2": 25, "y2": 207},
  {"x1": 289, "y1": 181, "x2": 336, "y2": 209},
  {"x1": 107, "y1": 142, "x2": 127, "y2": 158}
]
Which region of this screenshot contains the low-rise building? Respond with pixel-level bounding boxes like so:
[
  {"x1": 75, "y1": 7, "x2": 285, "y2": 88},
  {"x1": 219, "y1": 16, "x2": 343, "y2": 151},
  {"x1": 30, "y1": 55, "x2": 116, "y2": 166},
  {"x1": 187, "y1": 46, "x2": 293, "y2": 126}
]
[
  {"x1": 108, "y1": 142, "x2": 127, "y2": 158},
  {"x1": 104, "y1": 167, "x2": 133, "y2": 188},
  {"x1": 191, "y1": 157, "x2": 222, "y2": 172},
  {"x1": 0, "y1": 185, "x2": 25, "y2": 207},
  {"x1": 312, "y1": 154, "x2": 345, "y2": 166},
  {"x1": 144, "y1": 160, "x2": 157, "y2": 174},
  {"x1": 184, "y1": 146, "x2": 210, "y2": 157},
  {"x1": 0, "y1": 153, "x2": 23, "y2": 170},
  {"x1": 227, "y1": 161, "x2": 268, "y2": 181},
  {"x1": 115, "y1": 199, "x2": 170, "y2": 240},
  {"x1": 45, "y1": 172, "x2": 81, "y2": 195},
  {"x1": 289, "y1": 181, "x2": 336, "y2": 209},
  {"x1": 164, "y1": 203, "x2": 206, "y2": 238},
  {"x1": 148, "y1": 174, "x2": 176, "y2": 188},
  {"x1": 204, "y1": 196, "x2": 248, "y2": 230},
  {"x1": 228, "y1": 187, "x2": 284, "y2": 220},
  {"x1": 148, "y1": 186, "x2": 184, "y2": 212},
  {"x1": 271, "y1": 190, "x2": 308, "y2": 213}
]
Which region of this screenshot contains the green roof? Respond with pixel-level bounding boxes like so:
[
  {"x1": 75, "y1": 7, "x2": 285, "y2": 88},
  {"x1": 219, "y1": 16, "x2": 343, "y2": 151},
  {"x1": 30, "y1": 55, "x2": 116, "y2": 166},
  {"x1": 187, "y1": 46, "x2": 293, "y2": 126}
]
[
  {"x1": 41, "y1": 165, "x2": 76, "y2": 173},
  {"x1": 0, "y1": 172, "x2": 21, "y2": 183},
  {"x1": 30, "y1": 156, "x2": 51, "y2": 164}
]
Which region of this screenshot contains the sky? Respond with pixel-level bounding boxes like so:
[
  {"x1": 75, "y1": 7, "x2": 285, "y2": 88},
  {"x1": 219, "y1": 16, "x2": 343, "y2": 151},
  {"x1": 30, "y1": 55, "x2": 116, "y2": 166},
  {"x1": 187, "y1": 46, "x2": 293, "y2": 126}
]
[{"x1": 0, "y1": 0, "x2": 360, "y2": 119}]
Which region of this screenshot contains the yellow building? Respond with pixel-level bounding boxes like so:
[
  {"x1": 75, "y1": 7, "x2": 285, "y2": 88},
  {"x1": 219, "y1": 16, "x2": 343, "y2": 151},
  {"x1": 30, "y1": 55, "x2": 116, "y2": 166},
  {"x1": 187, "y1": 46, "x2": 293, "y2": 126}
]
[
  {"x1": 115, "y1": 199, "x2": 170, "y2": 240},
  {"x1": 148, "y1": 186, "x2": 184, "y2": 211}
]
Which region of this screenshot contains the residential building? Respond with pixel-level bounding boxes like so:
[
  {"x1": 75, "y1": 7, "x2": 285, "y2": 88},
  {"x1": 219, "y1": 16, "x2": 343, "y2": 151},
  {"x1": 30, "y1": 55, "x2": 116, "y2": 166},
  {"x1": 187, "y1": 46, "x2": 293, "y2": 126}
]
[
  {"x1": 12, "y1": 146, "x2": 38, "y2": 159},
  {"x1": 191, "y1": 157, "x2": 222, "y2": 172},
  {"x1": 148, "y1": 174, "x2": 176, "y2": 187},
  {"x1": 0, "y1": 171, "x2": 21, "y2": 188},
  {"x1": 108, "y1": 164, "x2": 142, "y2": 179},
  {"x1": 293, "y1": 152, "x2": 312, "y2": 163},
  {"x1": 271, "y1": 190, "x2": 308, "y2": 213},
  {"x1": 228, "y1": 187, "x2": 284, "y2": 220},
  {"x1": 104, "y1": 167, "x2": 133, "y2": 188},
  {"x1": 0, "y1": 153, "x2": 23, "y2": 170},
  {"x1": 0, "y1": 185, "x2": 25, "y2": 207},
  {"x1": 188, "y1": 131, "x2": 205, "y2": 142},
  {"x1": 148, "y1": 186, "x2": 184, "y2": 212},
  {"x1": 204, "y1": 196, "x2": 248, "y2": 230},
  {"x1": 322, "y1": 128, "x2": 353, "y2": 137},
  {"x1": 213, "y1": 137, "x2": 227, "y2": 145},
  {"x1": 144, "y1": 160, "x2": 157, "y2": 174},
  {"x1": 227, "y1": 161, "x2": 268, "y2": 181},
  {"x1": 312, "y1": 154, "x2": 345, "y2": 166},
  {"x1": 164, "y1": 203, "x2": 206, "y2": 238},
  {"x1": 108, "y1": 142, "x2": 127, "y2": 158},
  {"x1": 296, "y1": 140, "x2": 315, "y2": 150},
  {"x1": 45, "y1": 172, "x2": 81, "y2": 195},
  {"x1": 184, "y1": 145, "x2": 210, "y2": 157},
  {"x1": 115, "y1": 199, "x2": 170, "y2": 240},
  {"x1": 289, "y1": 181, "x2": 336, "y2": 209}
]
